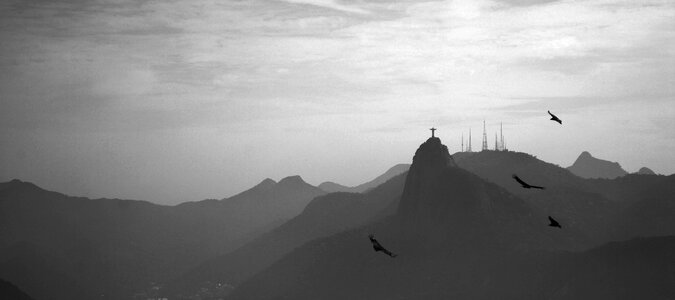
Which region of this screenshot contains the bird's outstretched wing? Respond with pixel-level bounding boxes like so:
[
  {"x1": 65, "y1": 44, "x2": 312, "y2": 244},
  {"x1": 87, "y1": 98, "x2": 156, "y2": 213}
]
[
  {"x1": 512, "y1": 174, "x2": 527, "y2": 187},
  {"x1": 548, "y1": 110, "x2": 562, "y2": 124},
  {"x1": 369, "y1": 234, "x2": 382, "y2": 248},
  {"x1": 368, "y1": 234, "x2": 397, "y2": 257},
  {"x1": 383, "y1": 249, "x2": 397, "y2": 258},
  {"x1": 513, "y1": 174, "x2": 545, "y2": 189},
  {"x1": 548, "y1": 216, "x2": 561, "y2": 228}
]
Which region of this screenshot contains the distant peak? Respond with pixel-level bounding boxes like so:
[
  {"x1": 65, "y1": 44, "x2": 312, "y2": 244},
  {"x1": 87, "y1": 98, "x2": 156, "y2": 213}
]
[
  {"x1": 1, "y1": 179, "x2": 43, "y2": 192},
  {"x1": 318, "y1": 181, "x2": 344, "y2": 187},
  {"x1": 318, "y1": 181, "x2": 352, "y2": 193},
  {"x1": 5, "y1": 178, "x2": 30, "y2": 186},
  {"x1": 9, "y1": 179, "x2": 24, "y2": 184},
  {"x1": 568, "y1": 151, "x2": 628, "y2": 179},
  {"x1": 278, "y1": 175, "x2": 307, "y2": 186},
  {"x1": 637, "y1": 167, "x2": 656, "y2": 175},
  {"x1": 261, "y1": 178, "x2": 276, "y2": 184},
  {"x1": 255, "y1": 178, "x2": 276, "y2": 189}
]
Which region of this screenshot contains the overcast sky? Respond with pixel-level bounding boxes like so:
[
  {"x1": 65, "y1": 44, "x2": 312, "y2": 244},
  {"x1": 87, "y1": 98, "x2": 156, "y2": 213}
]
[{"x1": 1, "y1": 0, "x2": 673, "y2": 205}]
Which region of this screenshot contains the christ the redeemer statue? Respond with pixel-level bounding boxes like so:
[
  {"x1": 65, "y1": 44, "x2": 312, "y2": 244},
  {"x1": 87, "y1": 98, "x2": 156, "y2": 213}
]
[{"x1": 430, "y1": 127, "x2": 436, "y2": 138}]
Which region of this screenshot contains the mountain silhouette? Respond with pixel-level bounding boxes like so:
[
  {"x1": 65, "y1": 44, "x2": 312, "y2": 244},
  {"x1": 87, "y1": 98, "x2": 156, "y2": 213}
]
[
  {"x1": 636, "y1": 167, "x2": 656, "y2": 175},
  {"x1": 226, "y1": 138, "x2": 675, "y2": 300},
  {"x1": 317, "y1": 181, "x2": 352, "y2": 193},
  {"x1": 453, "y1": 151, "x2": 588, "y2": 195},
  {"x1": 0, "y1": 177, "x2": 324, "y2": 300},
  {"x1": 163, "y1": 172, "x2": 407, "y2": 299},
  {"x1": 197, "y1": 175, "x2": 326, "y2": 229},
  {"x1": 3, "y1": 142, "x2": 673, "y2": 300},
  {"x1": 567, "y1": 151, "x2": 628, "y2": 179},
  {"x1": 453, "y1": 150, "x2": 635, "y2": 246},
  {"x1": 397, "y1": 138, "x2": 580, "y2": 249},
  {"x1": 318, "y1": 164, "x2": 410, "y2": 193}
]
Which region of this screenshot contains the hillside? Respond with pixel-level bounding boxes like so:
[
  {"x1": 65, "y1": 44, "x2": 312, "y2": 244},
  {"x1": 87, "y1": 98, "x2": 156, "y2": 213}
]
[
  {"x1": 164, "y1": 172, "x2": 406, "y2": 299},
  {"x1": 318, "y1": 164, "x2": 409, "y2": 193},
  {"x1": 0, "y1": 177, "x2": 324, "y2": 300},
  {"x1": 453, "y1": 150, "x2": 674, "y2": 245},
  {"x1": 227, "y1": 139, "x2": 675, "y2": 300},
  {"x1": 567, "y1": 151, "x2": 628, "y2": 179}
]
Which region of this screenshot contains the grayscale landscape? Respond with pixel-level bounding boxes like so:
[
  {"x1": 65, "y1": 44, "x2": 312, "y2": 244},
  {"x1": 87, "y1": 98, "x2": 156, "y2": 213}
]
[{"x1": 1, "y1": 0, "x2": 674, "y2": 299}]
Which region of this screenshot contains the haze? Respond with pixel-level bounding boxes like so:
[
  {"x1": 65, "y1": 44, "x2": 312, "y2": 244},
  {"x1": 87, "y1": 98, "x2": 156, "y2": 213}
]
[{"x1": 1, "y1": 0, "x2": 673, "y2": 205}]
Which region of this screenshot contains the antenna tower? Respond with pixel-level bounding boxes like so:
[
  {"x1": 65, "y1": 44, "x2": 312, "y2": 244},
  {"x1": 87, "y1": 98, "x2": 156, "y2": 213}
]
[
  {"x1": 481, "y1": 120, "x2": 488, "y2": 151},
  {"x1": 495, "y1": 133, "x2": 498, "y2": 151}
]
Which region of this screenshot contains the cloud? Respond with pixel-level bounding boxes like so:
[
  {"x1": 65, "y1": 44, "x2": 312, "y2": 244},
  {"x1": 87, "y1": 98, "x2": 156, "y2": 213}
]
[
  {"x1": 278, "y1": 0, "x2": 371, "y2": 14},
  {"x1": 2, "y1": 0, "x2": 675, "y2": 202}
]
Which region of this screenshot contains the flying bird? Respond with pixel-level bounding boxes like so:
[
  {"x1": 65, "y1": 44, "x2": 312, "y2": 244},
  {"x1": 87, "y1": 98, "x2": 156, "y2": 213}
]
[
  {"x1": 368, "y1": 234, "x2": 397, "y2": 258},
  {"x1": 548, "y1": 110, "x2": 562, "y2": 124},
  {"x1": 548, "y1": 216, "x2": 561, "y2": 228},
  {"x1": 512, "y1": 174, "x2": 545, "y2": 190}
]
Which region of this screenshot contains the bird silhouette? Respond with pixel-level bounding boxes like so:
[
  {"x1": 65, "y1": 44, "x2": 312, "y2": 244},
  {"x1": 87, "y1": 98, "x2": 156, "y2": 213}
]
[
  {"x1": 368, "y1": 234, "x2": 397, "y2": 258},
  {"x1": 512, "y1": 174, "x2": 545, "y2": 190},
  {"x1": 548, "y1": 216, "x2": 561, "y2": 228},
  {"x1": 548, "y1": 110, "x2": 562, "y2": 124}
]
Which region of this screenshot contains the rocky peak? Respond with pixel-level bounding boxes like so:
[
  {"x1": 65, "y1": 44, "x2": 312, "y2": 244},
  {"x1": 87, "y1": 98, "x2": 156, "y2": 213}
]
[
  {"x1": 396, "y1": 137, "x2": 457, "y2": 221},
  {"x1": 277, "y1": 175, "x2": 307, "y2": 187},
  {"x1": 410, "y1": 137, "x2": 456, "y2": 170},
  {"x1": 254, "y1": 178, "x2": 277, "y2": 190},
  {"x1": 636, "y1": 167, "x2": 656, "y2": 175},
  {"x1": 568, "y1": 151, "x2": 628, "y2": 179}
]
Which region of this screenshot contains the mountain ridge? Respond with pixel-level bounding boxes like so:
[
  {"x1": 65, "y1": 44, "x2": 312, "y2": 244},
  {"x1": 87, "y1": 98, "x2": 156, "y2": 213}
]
[
  {"x1": 0, "y1": 175, "x2": 324, "y2": 300},
  {"x1": 226, "y1": 139, "x2": 675, "y2": 300},
  {"x1": 163, "y1": 172, "x2": 408, "y2": 299},
  {"x1": 318, "y1": 164, "x2": 410, "y2": 193},
  {"x1": 567, "y1": 151, "x2": 628, "y2": 179}
]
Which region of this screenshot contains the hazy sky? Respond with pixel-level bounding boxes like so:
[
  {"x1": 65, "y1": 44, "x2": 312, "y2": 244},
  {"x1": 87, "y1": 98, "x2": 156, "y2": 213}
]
[{"x1": 1, "y1": 0, "x2": 673, "y2": 205}]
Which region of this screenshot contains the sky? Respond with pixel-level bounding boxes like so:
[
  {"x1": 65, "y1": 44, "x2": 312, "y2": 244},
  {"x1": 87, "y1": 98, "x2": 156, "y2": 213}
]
[{"x1": 1, "y1": 0, "x2": 673, "y2": 205}]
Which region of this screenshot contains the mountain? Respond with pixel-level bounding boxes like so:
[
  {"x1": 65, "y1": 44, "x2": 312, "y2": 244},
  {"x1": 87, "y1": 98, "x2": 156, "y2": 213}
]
[
  {"x1": 453, "y1": 150, "x2": 615, "y2": 245},
  {"x1": 190, "y1": 175, "x2": 326, "y2": 232},
  {"x1": 227, "y1": 139, "x2": 675, "y2": 300},
  {"x1": 318, "y1": 164, "x2": 410, "y2": 193},
  {"x1": 542, "y1": 236, "x2": 675, "y2": 299},
  {"x1": 0, "y1": 278, "x2": 35, "y2": 300},
  {"x1": 317, "y1": 181, "x2": 352, "y2": 193},
  {"x1": 229, "y1": 233, "x2": 675, "y2": 300},
  {"x1": 453, "y1": 151, "x2": 675, "y2": 245},
  {"x1": 0, "y1": 176, "x2": 324, "y2": 300},
  {"x1": 567, "y1": 151, "x2": 628, "y2": 179},
  {"x1": 453, "y1": 151, "x2": 588, "y2": 196},
  {"x1": 227, "y1": 138, "x2": 581, "y2": 299},
  {"x1": 396, "y1": 138, "x2": 580, "y2": 249},
  {"x1": 636, "y1": 167, "x2": 656, "y2": 175},
  {"x1": 164, "y1": 172, "x2": 407, "y2": 299},
  {"x1": 609, "y1": 174, "x2": 675, "y2": 240}
]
